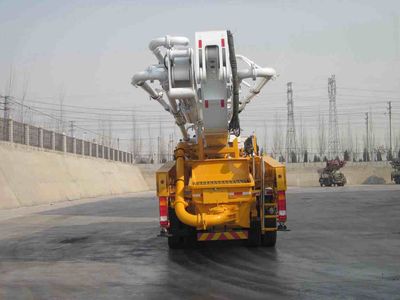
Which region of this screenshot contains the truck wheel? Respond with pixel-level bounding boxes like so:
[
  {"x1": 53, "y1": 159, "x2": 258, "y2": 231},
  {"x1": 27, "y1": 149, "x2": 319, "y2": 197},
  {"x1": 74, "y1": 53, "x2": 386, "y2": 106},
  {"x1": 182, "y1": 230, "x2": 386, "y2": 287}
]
[
  {"x1": 262, "y1": 231, "x2": 277, "y2": 247},
  {"x1": 168, "y1": 235, "x2": 183, "y2": 249},
  {"x1": 262, "y1": 217, "x2": 277, "y2": 247},
  {"x1": 168, "y1": 207, "x2": 184, "y2": 249},
  {"x1": 247, "y1": 219, "x2": 261, "y2": 247},
  {"x1": 168, "y1": 207, "x2": 196, "y2": 249}
]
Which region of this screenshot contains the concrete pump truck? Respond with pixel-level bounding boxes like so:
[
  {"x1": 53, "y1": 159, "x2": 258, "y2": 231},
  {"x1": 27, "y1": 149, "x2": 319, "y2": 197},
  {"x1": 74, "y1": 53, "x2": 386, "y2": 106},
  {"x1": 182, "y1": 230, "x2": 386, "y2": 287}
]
[{"x1": 131, "y1": 30, "x2": 287, "y2": 248}]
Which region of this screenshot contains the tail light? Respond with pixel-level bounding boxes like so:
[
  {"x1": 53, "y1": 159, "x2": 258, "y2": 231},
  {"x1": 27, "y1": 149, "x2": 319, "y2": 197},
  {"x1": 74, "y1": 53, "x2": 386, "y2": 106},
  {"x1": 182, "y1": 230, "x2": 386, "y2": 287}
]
[
  {"x1": 159, "y1": 196, "x2": 169, "y2": 228},
  {"x1": 277, "y1": 191, "x2": 287, "y2": 222}
]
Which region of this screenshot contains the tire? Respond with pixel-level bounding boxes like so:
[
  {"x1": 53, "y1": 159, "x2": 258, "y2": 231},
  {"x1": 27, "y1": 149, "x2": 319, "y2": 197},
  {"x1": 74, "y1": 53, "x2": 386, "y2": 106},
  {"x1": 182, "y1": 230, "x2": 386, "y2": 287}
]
[
  {"x1": 168, "y1": 207, "x2": 184, "y2": 249},
  {"x1": 168, "y1": 235, "x2": 183, "y2": 249},
  {"x1": 168, "y1": 207, "x2": 197, "y2": 249},
  {"x1": 262, "y1": 217, "x2": 277, "y2": 247},
  {"x1": 247, "y1": 219, "x2": 261, "y2": 247},
  {"x1": 262, "y1": 231, "x2": 277, "y2": 247}
]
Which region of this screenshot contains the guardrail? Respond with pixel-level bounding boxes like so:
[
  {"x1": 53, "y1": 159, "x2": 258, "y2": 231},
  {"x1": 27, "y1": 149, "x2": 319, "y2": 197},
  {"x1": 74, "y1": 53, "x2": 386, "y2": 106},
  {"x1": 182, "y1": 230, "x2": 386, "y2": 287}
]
[{"x1": 0, "y1": 117, "x2": 133, "y2": 164}]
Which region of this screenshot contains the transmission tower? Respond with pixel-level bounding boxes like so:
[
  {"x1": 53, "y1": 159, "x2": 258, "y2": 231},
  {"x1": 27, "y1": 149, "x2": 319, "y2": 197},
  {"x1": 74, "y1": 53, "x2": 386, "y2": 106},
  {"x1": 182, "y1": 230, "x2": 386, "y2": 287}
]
[
  {"x1": 328, "y1": 75, "x2": 339, "y2": 159},
  {"x1": 285, "y1": 82, "x2": 297, "y2": 163}
]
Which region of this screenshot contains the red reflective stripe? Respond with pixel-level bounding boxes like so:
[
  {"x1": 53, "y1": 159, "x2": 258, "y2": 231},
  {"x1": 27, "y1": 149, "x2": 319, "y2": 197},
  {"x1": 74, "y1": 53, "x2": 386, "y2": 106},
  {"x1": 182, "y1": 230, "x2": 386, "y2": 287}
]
[
  {"x1": 230, "y1": 231, "x2": 240, "y2": 239},
  {"x1": 205, "y1": 100, "x2": 209, "y2": 108},
  {"x1": 220, "y1": 99, "x2": 225, "y2": 108},
  {"x1": 159, "y1": 197, "x2": 169, "y2": 227},
  {"x1": 277, "y1": 191, "x2": 287, "y2": 222},
  {"x1": 198, "y1": 39, "x2": 202, "y2": 48},
  {"x1": 219, "y1": 233, "x2": 228, "y2": 240},
  {"x1": 221, "y1": 38, "x2": 225, "y2": 47}
]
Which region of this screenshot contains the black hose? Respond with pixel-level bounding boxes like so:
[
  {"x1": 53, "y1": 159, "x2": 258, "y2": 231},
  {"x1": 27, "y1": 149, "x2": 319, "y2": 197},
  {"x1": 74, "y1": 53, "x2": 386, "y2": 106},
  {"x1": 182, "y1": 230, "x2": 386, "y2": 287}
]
[{"x1": 227, "y1": 30, "x2": 240, "y2": 136}]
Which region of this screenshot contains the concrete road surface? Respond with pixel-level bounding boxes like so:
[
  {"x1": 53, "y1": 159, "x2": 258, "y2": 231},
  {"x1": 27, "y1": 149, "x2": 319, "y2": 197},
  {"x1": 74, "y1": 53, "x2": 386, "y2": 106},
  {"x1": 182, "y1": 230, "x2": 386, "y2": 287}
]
[{"x1": 0, "y1": 186, "x2": 399, "y2": 299}]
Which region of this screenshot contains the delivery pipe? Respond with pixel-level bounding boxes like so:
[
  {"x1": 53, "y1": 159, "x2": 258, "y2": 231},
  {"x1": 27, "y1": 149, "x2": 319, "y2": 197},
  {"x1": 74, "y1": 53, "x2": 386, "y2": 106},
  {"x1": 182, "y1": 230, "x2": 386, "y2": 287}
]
[
  {"x1": 149, "y1": 36, "x2": 190, "y2": 63},
  {"x1": 131, "y1": 66, "x2": 168, "y2": 86},
  {"x1": 237, "y1": 67, "x2": 276, "y2": 113},
  {"x1": 174, "y1": 144, "x2": 235, "y2": 230}
]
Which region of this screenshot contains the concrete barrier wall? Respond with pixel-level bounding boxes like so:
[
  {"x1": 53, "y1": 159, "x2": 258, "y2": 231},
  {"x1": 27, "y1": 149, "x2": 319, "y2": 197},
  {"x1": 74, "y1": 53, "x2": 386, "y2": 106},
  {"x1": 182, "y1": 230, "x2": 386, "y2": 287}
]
[
  {"x1": 286, "y1": 162, "x2": 392, "y2": 186},
  {"x1": 0, "y1": 142, "x2": 148, "y2": 209},
  {"x1": 138, "y1": 161, "x2": 393, "y2": 190},
  {"x1": 137, "y1": 164, "x2": 162, "y2": 191}
]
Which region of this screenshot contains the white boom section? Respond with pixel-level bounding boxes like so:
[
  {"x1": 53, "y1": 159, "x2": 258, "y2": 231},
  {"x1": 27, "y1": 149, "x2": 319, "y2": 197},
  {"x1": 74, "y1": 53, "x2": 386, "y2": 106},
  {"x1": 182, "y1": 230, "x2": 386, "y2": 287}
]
[{"x1": 131, "y1": 30, "x2": 276, "y2": 141}]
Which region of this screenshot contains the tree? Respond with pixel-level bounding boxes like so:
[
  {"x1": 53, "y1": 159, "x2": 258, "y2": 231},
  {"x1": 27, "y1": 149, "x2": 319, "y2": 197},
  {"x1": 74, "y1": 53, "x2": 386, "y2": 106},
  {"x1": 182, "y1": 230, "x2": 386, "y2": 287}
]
[
  {"x1": 290, "y1": 151, "x2": 297, "y2": 163},
  {"x1": 343, "y1": 150, "x2": 350, "y2": 161},
  {"x1": 376, "y1": 150, "x2": 382, "y2": 161},
  {"x1": 387, "y1": 150, "x2": 393, "y2": 161},
  {"x1": 363, "y1": 148, "x2": 370, "y2": 162},
  {"x1": 313, "y1": 155, "x2": 320, "y2": 162},
  {"x1": 317, "y1": 113, "x2": 326, "y2": 159},
  {"x1": 303, "y1": 150, "x2": 308, "y2": 163},
  {"x1": 272, "y1": 113, "x2": 283, "y2": 158}
]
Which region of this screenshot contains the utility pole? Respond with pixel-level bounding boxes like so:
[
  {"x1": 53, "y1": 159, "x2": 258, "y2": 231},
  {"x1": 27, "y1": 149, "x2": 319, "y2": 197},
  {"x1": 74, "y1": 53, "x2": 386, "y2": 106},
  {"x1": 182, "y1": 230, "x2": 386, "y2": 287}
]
[
  {"x1": 157, "y1": 136, "x2": 160, "y2": 163},
  {"x1": 2, "y1": 95, "x2": 10, "y2": 120},
  {"x1": 365, "y1": 112, "x2": 369, "y2": 160},
  {"x1": 69, "y1": 121, "x2": 75, "y2": 137},
  {"x1": 328, "y1": 75, "x2": 339, "y2": 159},
  {"x1": 387, "y1": 101, "x2": 392, "y2": 159},
  {"x1": 263, "y1": 120, "x2": 267, "y2": 155},
  {"x1": 285, "y1": 82, "x2": 297, "y2": 163}
]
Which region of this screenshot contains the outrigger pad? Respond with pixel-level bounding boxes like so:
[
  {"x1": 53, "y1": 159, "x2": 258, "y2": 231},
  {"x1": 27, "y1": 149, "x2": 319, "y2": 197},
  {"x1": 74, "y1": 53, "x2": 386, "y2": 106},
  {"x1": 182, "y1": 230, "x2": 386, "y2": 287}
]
[{"x1": 278, "y1": 223, "x2": 290, "y2": 231}]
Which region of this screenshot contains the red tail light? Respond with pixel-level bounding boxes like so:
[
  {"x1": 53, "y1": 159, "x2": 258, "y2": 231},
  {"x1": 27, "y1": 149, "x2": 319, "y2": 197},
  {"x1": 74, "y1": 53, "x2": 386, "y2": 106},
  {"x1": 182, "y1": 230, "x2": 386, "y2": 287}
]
[
  {"x1": 277, "y1": 191, "x2": 287, "y2": 222},
  {"x1": 159, "y1": 196, "x2": 169, "y2": 228}
]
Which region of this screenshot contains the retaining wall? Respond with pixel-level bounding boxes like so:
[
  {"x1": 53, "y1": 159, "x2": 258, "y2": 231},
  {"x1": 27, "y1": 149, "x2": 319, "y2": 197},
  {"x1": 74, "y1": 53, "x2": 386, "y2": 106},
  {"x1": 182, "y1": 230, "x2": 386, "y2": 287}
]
[
  {"x1": 286, "y1": 162, "x2": 392, "y2": 186},
  {"x1": 0, "y1": 142, "x2": 148, "y2": 209},
  {"x1": 138, "y1": 161, "x2": 393, "y2": 190}
]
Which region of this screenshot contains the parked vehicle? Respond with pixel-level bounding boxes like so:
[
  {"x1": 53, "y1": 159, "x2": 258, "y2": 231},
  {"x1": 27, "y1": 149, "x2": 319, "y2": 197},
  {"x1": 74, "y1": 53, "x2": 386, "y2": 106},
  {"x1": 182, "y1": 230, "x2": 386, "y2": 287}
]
[{"x1": 319, "y1": 159, "x2": 347, "y2": 187}]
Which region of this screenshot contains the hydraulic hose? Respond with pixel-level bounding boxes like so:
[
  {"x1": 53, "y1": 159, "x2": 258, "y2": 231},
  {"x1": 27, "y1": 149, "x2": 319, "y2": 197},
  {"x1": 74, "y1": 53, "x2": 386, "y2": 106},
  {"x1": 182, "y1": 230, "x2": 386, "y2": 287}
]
[
  {"x1": 227, "y1": 30, "x2": 240, "y2": 136},
  {"x1": 174, "y1": 144, "x2": 235, "y2": 229}
]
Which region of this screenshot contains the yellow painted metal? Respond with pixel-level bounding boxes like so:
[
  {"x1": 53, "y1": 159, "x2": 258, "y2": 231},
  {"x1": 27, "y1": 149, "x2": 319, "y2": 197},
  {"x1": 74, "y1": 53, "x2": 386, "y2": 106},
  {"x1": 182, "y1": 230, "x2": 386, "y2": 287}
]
[
  {"x1": 263, "y1": 155, "x2": 287, "y2": 191},
  {"x1": 204, "y1": 132, "x2": 228, "y2": 147},
  {"x1": 198, "y1": 133, "x2": 205, "y2": 160},
  {"x1": 189, "y1": 158, "x2": 253, "y2": 188},
  {"x1": 197, "y1": 231, "x2": 249, "y2": 241},
  {"x1": 156, "y1": 161, "x2": 175, "y2": 197},
  {"x1": 162, "y1": 132, "x2": 287, "y2": 233},
  {"x1": 173, "y1": 144, "x2": 236, "y2": 230},
  {"x1": 264, "y1": 228, "x2": 277, "y2": 232},
  {"x1": 233, "y1": 138, "x2": 239, "y2": 158},
  {"x1": 202, "y1": 189, "x2": 228, "y2": 204}
]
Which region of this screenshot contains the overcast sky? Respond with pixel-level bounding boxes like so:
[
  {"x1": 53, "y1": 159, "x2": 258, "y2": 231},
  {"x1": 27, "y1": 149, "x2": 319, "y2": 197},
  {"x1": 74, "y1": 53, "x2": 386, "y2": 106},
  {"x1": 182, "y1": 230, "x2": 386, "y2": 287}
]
[{"x1": 1, "y1": 0, "x2": 399, "y2": 156}]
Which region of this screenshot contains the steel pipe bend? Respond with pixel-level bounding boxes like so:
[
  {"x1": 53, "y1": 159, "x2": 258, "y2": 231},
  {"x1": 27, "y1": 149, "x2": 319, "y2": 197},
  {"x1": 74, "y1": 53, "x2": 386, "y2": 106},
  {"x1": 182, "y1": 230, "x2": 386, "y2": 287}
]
[
  {"x1": 131, "y1": 67, "x2": 167, "y2": 86},
  {"x1": 237, "y1": 67, "x2": 277, "y2": 80},
  {"x1": 149, "y1": 36, "x2": 190, "y2": 51},
  {"x1": 174, "y1": 144, "x2": 235, "y2": 230}
]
